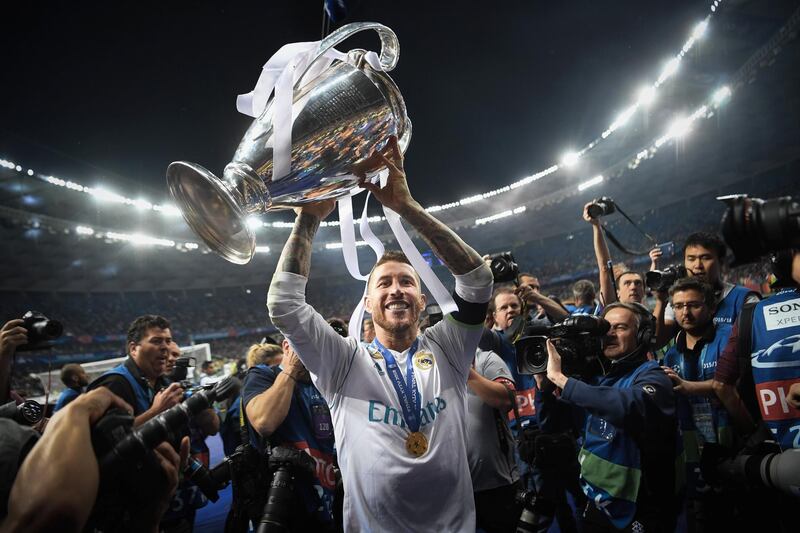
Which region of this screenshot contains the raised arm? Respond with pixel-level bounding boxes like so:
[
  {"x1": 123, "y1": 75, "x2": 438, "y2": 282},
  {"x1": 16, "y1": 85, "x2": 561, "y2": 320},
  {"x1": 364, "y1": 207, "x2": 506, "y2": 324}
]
[
  {"x1": 359, "y1": 136, "x2": 483, "y2": 275},
  {"x1": 275, "y1": 201, "x2": 336, "y2": 277},
  {"x1": 583, "y1": 203, "x2": 616, "y2": 306}
]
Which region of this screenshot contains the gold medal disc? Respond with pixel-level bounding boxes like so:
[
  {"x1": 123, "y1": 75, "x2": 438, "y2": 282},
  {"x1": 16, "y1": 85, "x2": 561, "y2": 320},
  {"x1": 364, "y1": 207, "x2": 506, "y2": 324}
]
[{"x1": 405, "y1": 431, "x2": 428, "y2": 457}]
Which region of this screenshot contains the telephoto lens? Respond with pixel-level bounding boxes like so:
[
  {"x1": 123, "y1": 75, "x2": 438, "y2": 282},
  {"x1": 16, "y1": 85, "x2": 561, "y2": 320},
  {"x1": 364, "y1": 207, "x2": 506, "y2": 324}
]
[{"x1": 98, "y1": 376, "x2": 237, "y2": 472}]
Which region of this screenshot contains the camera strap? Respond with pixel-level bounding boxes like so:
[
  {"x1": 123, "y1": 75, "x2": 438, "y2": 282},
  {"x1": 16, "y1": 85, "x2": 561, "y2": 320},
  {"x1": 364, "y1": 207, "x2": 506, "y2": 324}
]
[
  {"x1": 734, "y1": 301, "x2": 761, "y2": 420},
  {"x1": 601, "y1": 203, "x2": 658, "y2": 256}
]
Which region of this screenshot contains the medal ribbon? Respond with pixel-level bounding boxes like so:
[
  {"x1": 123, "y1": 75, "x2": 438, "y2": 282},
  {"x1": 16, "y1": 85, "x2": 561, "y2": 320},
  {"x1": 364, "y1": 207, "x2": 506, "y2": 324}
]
[{"x1": 372, "y1": 338, "x2": 421, "y2": 432}]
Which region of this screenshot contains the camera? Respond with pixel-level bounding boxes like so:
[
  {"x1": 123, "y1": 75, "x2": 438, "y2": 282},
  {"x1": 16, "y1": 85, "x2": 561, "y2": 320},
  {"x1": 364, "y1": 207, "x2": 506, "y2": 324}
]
[
  {"x1": 514, "y1": 315, "x2": 610, "y2": 376},
  {"x1": 718, "y1": 194, "x2": 800, "y2": 265},
  {"x1": 256, "y1": 446, "x2": 318, "y2": 533},
  {"x1": 645, "y1": 264, "x2": 688, "y2": 292},
  {"x1": 586, "y1": 196, "x2": 616, "y2": 219},
  {"x1": 701, "y1": 441, "x2": 800, "y2": 499},
  {"x1": 87, "y1": 378, "x2": 237, "y2": 529},
  {"x1": 489, "y1": 251, "x2": 519, "y2": 284},
  {"x1": 166, "y1": 355, "x2": 195, "y2": 383},
  {"x1": 0, "y1": 399, "x2": 44, "y2": 426},
  {"x1": 17, "y1": 310, "x2": 63, "y2": 352}
]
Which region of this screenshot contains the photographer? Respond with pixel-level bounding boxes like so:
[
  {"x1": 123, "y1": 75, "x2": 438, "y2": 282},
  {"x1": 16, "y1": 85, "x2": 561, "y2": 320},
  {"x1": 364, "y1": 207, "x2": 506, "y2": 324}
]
[
  {"x1": 661, "y1": 278, "x2": 734, "y2": 530},
  {"x1": 88, "y1": 315, "x2": 184, "y2": 426},
  {"x1": 54, "y1": 364, "x2": 89, "y2": 413},
  {"x1": 713, "y1": 249, "x2": 800, "y2": 449},
  {"x1": 653, "y1": 233, "x2": 759, "y2": 349},
  {"x1": 243, "y1": 337, "x2": 337, "y2": 531},
  {"x1": 1, "y1": 387, "x2": 188, "y2": 533},
  {"x1": 540, "y1": 303, "x2": 681, "y2": 531},
  {"x1": 582, "y1": 203, "x2": 646, "y2": 306},
  {"x1": 517, "y1": 273, "x2": 569, "y2": 324}
]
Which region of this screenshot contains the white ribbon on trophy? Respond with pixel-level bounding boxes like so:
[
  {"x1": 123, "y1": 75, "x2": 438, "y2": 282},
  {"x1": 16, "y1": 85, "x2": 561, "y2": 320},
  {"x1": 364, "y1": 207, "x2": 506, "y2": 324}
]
[{"x1": 237, "y1": 37, "x2": 457, "y2": 339}]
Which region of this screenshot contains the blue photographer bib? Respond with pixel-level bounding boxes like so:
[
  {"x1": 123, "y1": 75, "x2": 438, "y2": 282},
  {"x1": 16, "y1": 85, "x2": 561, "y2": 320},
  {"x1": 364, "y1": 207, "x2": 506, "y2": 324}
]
[{"x1": 749, "y1": 288, "x2": 800, "y2": 449}]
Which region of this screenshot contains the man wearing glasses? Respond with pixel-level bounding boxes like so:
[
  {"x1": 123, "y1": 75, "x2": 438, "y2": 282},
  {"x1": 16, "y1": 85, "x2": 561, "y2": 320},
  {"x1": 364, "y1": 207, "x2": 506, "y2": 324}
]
[{"x1": 661, "y1": 278, "x2": 735, "y2": 530}]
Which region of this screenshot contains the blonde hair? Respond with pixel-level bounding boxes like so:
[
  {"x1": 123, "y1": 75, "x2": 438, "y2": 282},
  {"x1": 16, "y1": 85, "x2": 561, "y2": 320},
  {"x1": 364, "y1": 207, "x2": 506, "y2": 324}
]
[{"x1": 246, "y1": 343, "x2": 283, "y2": 369}]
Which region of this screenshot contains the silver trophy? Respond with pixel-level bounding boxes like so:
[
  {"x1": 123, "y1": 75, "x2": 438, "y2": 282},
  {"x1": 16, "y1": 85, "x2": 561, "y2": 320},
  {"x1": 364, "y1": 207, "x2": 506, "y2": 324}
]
[{"x1": 166, "y1": 22, "x2": 411, "y2": 264}]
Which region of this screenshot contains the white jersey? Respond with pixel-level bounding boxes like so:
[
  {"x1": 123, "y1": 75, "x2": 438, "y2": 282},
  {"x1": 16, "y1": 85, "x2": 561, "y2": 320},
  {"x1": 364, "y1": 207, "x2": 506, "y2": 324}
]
[{"x1": 268, "y1": 269, "x2": 491, "y2": 532}]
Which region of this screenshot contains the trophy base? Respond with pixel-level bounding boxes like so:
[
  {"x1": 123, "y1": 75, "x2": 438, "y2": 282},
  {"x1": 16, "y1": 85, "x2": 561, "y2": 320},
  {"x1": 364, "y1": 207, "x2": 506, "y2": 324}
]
[{"x1": 166, "y1": 161, "x2": 255, "y2": 264}]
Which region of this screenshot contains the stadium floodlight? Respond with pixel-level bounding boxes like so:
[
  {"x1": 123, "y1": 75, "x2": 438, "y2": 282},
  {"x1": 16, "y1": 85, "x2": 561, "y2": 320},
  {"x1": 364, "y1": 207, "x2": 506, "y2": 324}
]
[
  {"x1": 578, "y1": 175, "x2": 604, "y2": 192},
  {"x1": 133, "y1": 199, "x2": 153, "y2": 210},
  {"x1": 161, "y1": 204, "x2": 182, "y2": 217},
  {"x1": 637, "y1": 86, "x2": 657, "y2": 107},
  {"x1": 662, "y1": 57, "x2": 680, "y2": 79},
  {"x1": 247, "y1": 215, "x2": 263, "y2": 230},
  {"x1": 325, "y1": 241, "x2": 367, "y2": 250},
  {"x1": 26, "y1": 169, "x2": 34, "y2": 176},
  {"x1": 255, "y1": 246, "x2": 270, "y2": 253},
  {"x1": 561, "y1": 151, "x2": 580, "y2": 167},
  {"x1": 89, "y1": 187, "x2": 127, "y2": 204},
  {"x1": 15, "y1": 165, "x2": 22, "y2": 172},
  {"x1": 712, "y1": 86, "x2": 732, "y2": 106},
  {"x1": 75, "y1": 226, "x2": 95, "y2": 236},
  {"x1": 184, "y1": 242, "x2": 199, "y2": 250},
  {"x1": 667, "y1": 116, "x2": 692, "y2": 140},
  {"x1": 693, "y1": 20, "x2": 709, "y2": 40}
]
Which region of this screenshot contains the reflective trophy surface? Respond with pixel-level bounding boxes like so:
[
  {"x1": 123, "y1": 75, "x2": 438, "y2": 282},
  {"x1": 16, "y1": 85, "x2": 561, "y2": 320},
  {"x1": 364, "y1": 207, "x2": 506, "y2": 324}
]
[{"x1": 167, "y1": 22, "x2": 411, "y2": 264}]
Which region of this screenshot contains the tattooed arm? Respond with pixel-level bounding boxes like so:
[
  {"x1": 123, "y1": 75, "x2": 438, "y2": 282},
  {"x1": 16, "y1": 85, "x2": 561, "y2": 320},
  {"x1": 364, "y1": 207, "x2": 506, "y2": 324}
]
[
  {"x1": 359, "y1": 136, "x2": 483, "y2": 275},
  {"x1": 275, "y1": 201, "x2": 336, "y2": 277}
]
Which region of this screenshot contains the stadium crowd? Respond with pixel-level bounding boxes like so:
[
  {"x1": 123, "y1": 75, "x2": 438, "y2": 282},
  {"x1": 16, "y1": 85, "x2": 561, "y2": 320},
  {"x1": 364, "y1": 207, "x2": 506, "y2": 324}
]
[{"x1": 2, "y1": 138, "x2": 799, "y2": 533}]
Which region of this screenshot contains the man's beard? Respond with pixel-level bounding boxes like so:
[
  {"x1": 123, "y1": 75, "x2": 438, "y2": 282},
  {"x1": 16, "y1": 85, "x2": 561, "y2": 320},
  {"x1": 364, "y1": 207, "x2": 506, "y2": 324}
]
[{"x1": 373, "y1": 309, "x2": 420, "y2": 336}]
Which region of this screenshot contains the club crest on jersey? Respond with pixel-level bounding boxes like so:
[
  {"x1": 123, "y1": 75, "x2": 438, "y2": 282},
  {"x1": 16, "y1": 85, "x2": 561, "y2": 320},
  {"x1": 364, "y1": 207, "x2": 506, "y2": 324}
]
[{"x1": 414, "y1": 351, "x2": 435, "y2": 370}]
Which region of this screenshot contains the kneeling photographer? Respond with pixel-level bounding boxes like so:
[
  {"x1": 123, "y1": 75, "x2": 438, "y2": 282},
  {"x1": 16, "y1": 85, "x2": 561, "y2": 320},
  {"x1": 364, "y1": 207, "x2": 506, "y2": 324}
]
[
  {"x1": 537, "y1": 303, "x2": 681, "y2": 532},
  {"x1": 243, "y1": 336, "x2": 338, "y2": 532}
]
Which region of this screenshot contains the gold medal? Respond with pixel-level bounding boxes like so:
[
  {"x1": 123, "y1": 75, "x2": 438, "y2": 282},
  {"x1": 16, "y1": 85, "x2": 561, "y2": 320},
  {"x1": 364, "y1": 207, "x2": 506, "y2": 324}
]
[{"x1": 405, "y1": 431, "x2": 428, "y2": 457}]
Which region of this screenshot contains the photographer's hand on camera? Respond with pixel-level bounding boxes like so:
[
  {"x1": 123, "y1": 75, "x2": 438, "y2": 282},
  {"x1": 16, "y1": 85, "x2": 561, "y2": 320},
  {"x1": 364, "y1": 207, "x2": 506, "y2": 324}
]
[
  {"x1": 144, "y1": 382, "x2": 185, "y2": 424},
  {"x1": 2, "y1": 388, "x2": 132, "y2": 532},
  {"x1": 648, "y1": 247, "x2": 662, "y2": 272},
  {"x1": 545, "y1": 340, "x2": 568, "y2": 390}
]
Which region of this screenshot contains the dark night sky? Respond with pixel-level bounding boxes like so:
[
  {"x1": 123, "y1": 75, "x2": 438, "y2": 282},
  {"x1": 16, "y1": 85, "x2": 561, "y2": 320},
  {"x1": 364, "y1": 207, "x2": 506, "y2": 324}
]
[{"x1": 0, "y1": 0, "x2": 742, "y2": 208}]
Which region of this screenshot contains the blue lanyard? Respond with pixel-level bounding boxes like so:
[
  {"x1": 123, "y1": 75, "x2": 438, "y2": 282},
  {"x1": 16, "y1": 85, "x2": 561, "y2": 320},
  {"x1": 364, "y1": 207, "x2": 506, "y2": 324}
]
[{"x1": 372, "y1": 338, "x2": 421, "y2": 432}]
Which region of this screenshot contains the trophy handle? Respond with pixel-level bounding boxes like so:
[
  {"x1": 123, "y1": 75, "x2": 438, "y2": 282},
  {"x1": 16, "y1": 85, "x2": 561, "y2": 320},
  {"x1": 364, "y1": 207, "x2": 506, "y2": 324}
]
[{"x1": 296, "y1": 22, "x2": 399, "y2": 86}]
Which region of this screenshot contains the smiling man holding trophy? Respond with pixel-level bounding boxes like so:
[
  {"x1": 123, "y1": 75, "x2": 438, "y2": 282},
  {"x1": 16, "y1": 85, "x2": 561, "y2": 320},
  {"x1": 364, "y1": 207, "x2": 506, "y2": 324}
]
[
  {"x1": 266, "y1": 136, "x2": 492, "y2": 531},
  {"x1": 166, "y1": 22, "x2": 492, "y2": 531}
]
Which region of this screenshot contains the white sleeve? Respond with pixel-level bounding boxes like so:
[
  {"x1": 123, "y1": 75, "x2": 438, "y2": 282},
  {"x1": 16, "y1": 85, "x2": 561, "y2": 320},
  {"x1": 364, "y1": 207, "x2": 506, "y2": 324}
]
[
  {"x1": 425, "y1": 263, "x2": 493, "y2": 378},
  {"x1": 267, "y1": 272, "x2": 360, "y2": 398}
]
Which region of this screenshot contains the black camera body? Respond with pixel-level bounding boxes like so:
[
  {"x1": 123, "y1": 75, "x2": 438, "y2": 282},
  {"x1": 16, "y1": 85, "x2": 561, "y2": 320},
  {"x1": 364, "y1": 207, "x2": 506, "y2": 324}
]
[
  {"x1": 587, "y1": 196, "x2": 616, "y2": 219},
  {"x1": 489, "y1": 251, "x2": 520, "y2": 284},
  {"x1": 719, "y1": 194, "x2": 800, "y2": 266},
  {"x1": 514, "y1": 315, "x2": 610, "y2": 376},
  {"x1": 0, "y1": 399, "x2": 45, "y2": 426},
  {"x1": 87, "y1": 378, "x2": 236, "y2": 529},
  {"x1": 645, "y1": 264, "x2": 688, "y2": 292},
  {"x1": 17, "y1": 310, "x2": 63, "y2": 352},
  {"x1": 256, "y1": 446, "x2": 319, "y2": 533},
  {"x1": 166, "y1": 355, "x2": 195, "y2": 383}
]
